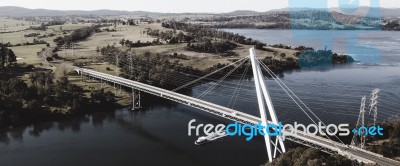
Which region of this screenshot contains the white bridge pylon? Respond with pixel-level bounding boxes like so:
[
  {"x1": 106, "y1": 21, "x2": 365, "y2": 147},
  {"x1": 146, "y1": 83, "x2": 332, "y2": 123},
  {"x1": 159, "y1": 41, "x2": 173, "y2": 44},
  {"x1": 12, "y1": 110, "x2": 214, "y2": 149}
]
[{"x1": 249, "y1": 48, "x2": 286, "y2": 162}]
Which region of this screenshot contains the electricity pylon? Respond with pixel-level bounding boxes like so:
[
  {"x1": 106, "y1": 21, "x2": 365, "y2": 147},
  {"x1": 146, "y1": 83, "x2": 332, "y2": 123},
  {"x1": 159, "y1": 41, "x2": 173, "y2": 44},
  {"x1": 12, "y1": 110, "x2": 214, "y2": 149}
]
[
  {"x1": 369, "y1": 89, "x2": 380, "y2": 126},
  {"x1": 114, "y1": 54, "x2": 120, "y2": 95},
  {"x1": 351, "y1": 88, "x2": 380, "y2": 149},
  {"x1": 351, "y1": 96, "x2": 366, "y2": 149},
  {"x1": 129, "y1": 53, "x2": 134, "y2": 79}
]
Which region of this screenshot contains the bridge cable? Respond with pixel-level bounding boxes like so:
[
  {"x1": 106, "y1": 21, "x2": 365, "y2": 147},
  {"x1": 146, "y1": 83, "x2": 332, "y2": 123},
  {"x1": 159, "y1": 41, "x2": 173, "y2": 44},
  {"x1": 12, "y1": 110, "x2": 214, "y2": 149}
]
[
  {"x1": 172, "y1": 57, "x2": 249, "y2": 92},
  {"x1": 258, "y1": 59, "x2": 346, "y2": 147},
  {"x1": 197, "y1": 59, "x2": 248, "y2": 99},
  {"x1": 228, "y1": 61, "x2": 250, "y2": 108}
]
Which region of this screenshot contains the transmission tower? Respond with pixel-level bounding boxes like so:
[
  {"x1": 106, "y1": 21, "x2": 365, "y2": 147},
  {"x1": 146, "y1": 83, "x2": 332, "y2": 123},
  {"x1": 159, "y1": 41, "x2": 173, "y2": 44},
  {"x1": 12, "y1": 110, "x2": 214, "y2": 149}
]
[
  {"x1": 129, "y1": 53, "x2": 134, "y2": 79},
  {"x1": 115, "y1": 53, "x2": 119, "y2": 75},
  {"x1": 351, "y1": 96, "x2": 366, "y2": 149},
  {"x1": 369, "y1": 88, "x2": 380, "y2": 126},
  {"x1": 114, "y1": 54, "x2": 119, "y2": 95},
  {"x1": 71, "y1": 42, "x2": 74, "y2": 56},
  {"x1": 127, "y1": 53, "x2": 140, "y2": 110}
]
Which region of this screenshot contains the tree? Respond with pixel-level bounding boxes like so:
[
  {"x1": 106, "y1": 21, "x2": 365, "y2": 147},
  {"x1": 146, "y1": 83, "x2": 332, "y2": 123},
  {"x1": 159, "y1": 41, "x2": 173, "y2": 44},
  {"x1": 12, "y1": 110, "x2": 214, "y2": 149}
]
[
  {"x1": 96, "y1": 46, "x2": 100, "y2": 56},
  {"x1": 0, "y1": 44, "x2": 17, "y2": 68},
  {"x1": 29, "y1": 72, "x2": 38, "y2": 87},
  {"x1": 119, "y1": 38, "x2": 125, "y2": 46},
  {"x1": 125, "y1": 39, "x2": 131, "y2": 47},
  {"x1": 177, "y1": 31, "x2": 185, "y2": 43},
  {"x1": 53, "y1": 25, "x2": 101, "y2": 46},
  {"x1": 26, "y1": 100, "x2": 40, "y2": 110},
  {"x1": 6, "y1": 49, "x2": 16, "y2": 67},
  {"x1": 255, "y1": 41, "x2": 266, "y2": 49},
  {"x1": 0, "y1": 44, "x2": 7, "y2": 67}
]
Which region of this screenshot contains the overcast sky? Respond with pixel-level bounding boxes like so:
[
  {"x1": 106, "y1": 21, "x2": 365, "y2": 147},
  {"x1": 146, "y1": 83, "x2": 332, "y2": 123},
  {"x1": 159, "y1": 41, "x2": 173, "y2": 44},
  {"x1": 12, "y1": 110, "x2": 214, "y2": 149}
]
[{"x1": 1, "y1": 0, "x2": 398, "y2": 13}]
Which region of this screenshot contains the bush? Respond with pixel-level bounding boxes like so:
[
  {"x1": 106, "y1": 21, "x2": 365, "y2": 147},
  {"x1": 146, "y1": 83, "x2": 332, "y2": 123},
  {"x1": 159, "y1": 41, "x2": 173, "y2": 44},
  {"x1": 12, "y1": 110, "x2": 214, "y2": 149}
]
[
  {"x1": 52, "y1": 54, "x2": 60, "y2": 59},
  {"x1": 106, "y1": 67, "x2": 111, "y2": 71},
  {"x1": 26, "y1": 65, "x2": 35, "y2": 70},
  {"x1": 255, "y1": 41, "x2": 266, "y2": 49},
  {"x1": 187, "y1": 40, "x2": 237, "y2": 55},
  {"x1": 46, "y1": 57, "x2": 54, "y2": 61}
]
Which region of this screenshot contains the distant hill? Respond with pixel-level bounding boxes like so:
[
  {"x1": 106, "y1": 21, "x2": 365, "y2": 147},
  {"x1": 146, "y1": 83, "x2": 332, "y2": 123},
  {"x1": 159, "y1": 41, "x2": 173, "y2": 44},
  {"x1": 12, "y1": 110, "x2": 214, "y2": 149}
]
[
  {"x1": 270, "y1": 7, "x2": 400, "y2": 18},
  {"x1": 338, "y1": 7, "x2": 400, "y2": 18},
  {"x1": 0, "y1": 6, "x2": 162, "y2": 17},
  {"x1": 222, "y1": 10, "x2": 263, "y2": 16},
  {"x1": 0, "y1": 6, "x2": 399, "y2": 18}
]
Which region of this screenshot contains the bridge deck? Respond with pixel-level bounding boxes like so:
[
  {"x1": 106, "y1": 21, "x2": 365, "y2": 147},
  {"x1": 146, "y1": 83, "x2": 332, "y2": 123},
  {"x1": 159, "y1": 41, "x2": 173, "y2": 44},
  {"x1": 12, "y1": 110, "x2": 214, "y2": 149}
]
[{"x1": 74, "y1": 67, "x2": 400, "y2": 166}]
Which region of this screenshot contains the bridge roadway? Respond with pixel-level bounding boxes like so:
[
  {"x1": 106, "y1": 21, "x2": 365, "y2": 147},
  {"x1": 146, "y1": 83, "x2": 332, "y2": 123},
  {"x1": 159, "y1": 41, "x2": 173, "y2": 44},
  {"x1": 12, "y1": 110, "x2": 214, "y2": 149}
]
[{"x1": 74, "y1": 67, "x2": 400, "y2": 166}]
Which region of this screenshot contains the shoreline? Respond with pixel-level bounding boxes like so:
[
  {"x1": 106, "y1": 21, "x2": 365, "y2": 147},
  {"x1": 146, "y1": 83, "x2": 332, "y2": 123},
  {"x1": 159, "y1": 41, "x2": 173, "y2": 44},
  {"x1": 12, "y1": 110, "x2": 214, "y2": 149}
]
[{"x1": 0, "y1": 21, "x2": 363, "y2": 134}]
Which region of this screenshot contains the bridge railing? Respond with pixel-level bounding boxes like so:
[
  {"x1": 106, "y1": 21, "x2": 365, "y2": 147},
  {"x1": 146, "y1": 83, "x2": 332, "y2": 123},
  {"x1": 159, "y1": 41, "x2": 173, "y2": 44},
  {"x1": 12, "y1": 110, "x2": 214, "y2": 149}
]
[{"x1": 72, "y1": 66, "x2": 400, "y2": 165}]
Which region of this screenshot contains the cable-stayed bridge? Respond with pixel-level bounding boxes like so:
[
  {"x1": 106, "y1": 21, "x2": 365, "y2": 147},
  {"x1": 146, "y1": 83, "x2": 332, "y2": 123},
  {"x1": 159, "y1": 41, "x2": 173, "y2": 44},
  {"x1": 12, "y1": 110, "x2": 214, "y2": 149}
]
[{"x1": 72, "y1": 48, "x2": 400, "y2": 166}]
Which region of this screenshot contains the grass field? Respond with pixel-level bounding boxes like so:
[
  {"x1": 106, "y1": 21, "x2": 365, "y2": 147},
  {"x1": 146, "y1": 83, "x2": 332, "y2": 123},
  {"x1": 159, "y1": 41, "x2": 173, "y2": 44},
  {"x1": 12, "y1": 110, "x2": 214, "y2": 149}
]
[
  {"x1": 12, "y1": 44, "x2": 47, "y2": 65},
  {"x1": 0, "y1": 17, "x2": 36, "y2": 32},
  {"x1": 1, "y1": 17, "x2": 299, "y2": 71},
  {"x1": 1, "y1": 23, "x2": 89, "y2": 45},
  {"x1": 1, "y1": 17, "x2": 302, "y2": 109},
  {"x1": 2, "y1": 17, "x2": 300, "y2": 80},
  {"x1": 1, "y1": 19, "x2": 90, "y2": 70},
  {"x1": 58, "y1": 24, "x2": 165, "y2": 60},
  {"x1": 58, "y1": 22, "x2": 299, "y2": 70}
]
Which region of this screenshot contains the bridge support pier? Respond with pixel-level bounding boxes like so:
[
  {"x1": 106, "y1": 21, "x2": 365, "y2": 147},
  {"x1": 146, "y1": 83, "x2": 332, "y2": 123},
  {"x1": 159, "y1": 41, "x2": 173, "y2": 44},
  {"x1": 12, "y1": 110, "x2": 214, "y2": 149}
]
[
  {"x1": 70, "y1": 66, "x2": 400, "y2": 166},
  {"x1": 114, "y1": 82, "x2": 116, "y2": 94},
  {"x1": 132, "y1": 88, "x2": 141, "y2": 111}
]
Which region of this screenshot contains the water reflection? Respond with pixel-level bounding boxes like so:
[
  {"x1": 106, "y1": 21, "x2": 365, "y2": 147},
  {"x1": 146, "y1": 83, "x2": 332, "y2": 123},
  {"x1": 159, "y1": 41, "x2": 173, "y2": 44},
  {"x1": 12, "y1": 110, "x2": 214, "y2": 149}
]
[{"x1": 1, "y1": 64, "x2": 399, "y2": 165}]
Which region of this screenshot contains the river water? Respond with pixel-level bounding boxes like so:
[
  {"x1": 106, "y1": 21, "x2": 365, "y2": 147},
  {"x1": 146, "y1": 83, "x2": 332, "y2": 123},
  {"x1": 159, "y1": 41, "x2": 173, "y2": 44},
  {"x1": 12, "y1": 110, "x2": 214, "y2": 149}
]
[{"x1": 1, "y1": 30, "x2": 399, "y2": 166}]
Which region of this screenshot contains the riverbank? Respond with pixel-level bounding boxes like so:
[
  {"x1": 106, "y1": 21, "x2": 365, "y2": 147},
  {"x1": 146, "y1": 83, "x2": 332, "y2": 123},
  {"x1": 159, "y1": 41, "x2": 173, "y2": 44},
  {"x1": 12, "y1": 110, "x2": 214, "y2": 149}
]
[{"x1": 190, "y1": 10, "x2": 399, "y2": 31}]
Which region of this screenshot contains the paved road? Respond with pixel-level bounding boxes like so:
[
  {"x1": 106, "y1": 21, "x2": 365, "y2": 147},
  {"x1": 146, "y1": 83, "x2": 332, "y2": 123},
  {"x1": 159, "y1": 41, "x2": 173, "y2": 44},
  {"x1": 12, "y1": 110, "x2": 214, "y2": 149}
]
[{"x1": 38, "y1": 47, "x2": 58, "y2": 71}]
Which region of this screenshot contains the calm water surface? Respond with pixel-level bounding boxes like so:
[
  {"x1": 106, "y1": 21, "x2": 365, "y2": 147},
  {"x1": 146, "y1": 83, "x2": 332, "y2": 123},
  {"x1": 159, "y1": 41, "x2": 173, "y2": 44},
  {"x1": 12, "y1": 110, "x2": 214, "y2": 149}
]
[{"x1": 1, "y1": 30, "x2": 399, "y2": 166}]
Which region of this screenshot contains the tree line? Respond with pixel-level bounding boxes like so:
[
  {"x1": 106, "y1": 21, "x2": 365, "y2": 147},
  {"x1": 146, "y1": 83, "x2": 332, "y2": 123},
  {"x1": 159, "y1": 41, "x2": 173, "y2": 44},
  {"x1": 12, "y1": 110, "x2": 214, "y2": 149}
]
[
  {"x1": 146, "y1": 28, "x2": 188, "y2": 44},
  {"x1": 267, "y1": 146, "x2": 360, "y2": 166},
  {"x1": 54, "y1": 25, "x2": 101, "y2": 46},
  {"x1": 298, "y1": 49, "x2": 355, "y2": 68},
  {"x1": 370, "y1": 120, "x2": 400, "y2": 158},
  {"x1": 383, "y1": 20, "x2": 400, "y2": 31},
  {"x1": 119, "y1": 38, "x2": 161, "y2": 48},
  {"x1": 161, "y1": 21, "x2": 265, "y2": 46},
  {"x1": 0, "y1": 71, "x2": 117, "y2": 128},
  {"x1": 97, "y1": 45, "x2": 246, "y2": 89},
  {"x1": 187, "y1": 39, "x2": 238, "y2": 56},
  {"x1": 99, "y1": 45, "x2": 185, "y2": 88}
]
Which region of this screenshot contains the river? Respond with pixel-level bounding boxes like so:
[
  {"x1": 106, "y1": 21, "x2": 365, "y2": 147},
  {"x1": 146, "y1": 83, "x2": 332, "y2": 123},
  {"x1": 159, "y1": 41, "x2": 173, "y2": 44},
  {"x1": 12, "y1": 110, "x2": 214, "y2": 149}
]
[{"x1": 1, "y1": 30, "x2": 399, "y2": 166}]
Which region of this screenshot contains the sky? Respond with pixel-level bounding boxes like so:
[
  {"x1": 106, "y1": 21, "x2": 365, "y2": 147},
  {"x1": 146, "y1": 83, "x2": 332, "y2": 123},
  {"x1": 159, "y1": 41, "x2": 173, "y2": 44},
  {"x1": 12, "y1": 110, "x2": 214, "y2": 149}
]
[{"x1": 1, "y1": 0, "x2": 399, "y2": 13}]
